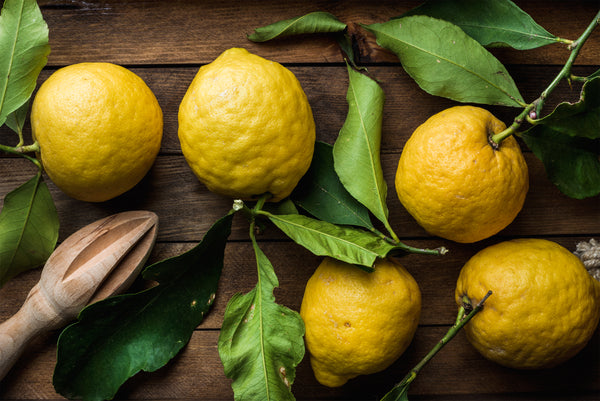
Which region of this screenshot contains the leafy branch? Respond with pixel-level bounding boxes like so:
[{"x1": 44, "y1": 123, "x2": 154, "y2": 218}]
[
  {"x1": 247, "y1": 0, "x2": 600, "y2": 200},
  {"x1": 0, "y1": 0, "x2": 57, "y2": 289},
  {"x1": 491, "y1": 9, "x2": 600, "y2": 144},
  {"x1": 218, "y1": 196, "x2": 305, "y2": 401}
]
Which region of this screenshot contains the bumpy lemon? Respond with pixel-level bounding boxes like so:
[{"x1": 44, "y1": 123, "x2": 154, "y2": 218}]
[
  {"x1": 395, "y1": 106, "x2": 528, "y2": 243},
  {"x1": 456, "y1": 238, "x2": 600, "y2": 369},
  {"x1": 31, "y1": 62, "x2": 163, "y2": 202},
  {"x1": 300, "y1": 257, "x2": 421, "y2": 387},
  {"x1": 178, "y1": 48, "x2": 315, "y2": 202}
]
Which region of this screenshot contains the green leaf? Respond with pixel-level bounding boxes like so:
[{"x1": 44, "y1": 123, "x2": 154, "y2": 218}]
[
  {"x1": 0, "y1": 0, "x2": 50, "y2": 127},
  {"x1": 53, "y1": 213, "x2": 234, "y2": 401},
  {"x1": 399, "y1": 0, "x2": 560, "y2": 50},
  {"x1": 5, "y1": 99, "x2": 28, "y2": 135},
  {"x1": 333, "y1": 65, "x2": 391, "y2": 234},
  {"x1": 262, "y1": 198, "x2": 299, "y2": 216},
  {"x1": 0, "y1": 172, "x2": 58, "y2": 287},
  {"x1": 534, "y1": 77, "x2": 600, "y2": 139},
  {"x1": 520, "y1": 125, "x2": 600, "y2": 199},
  {"x1": 265, "y1": 213, "x2": 399, "y2": 269},
  {"x1": 364, "y1": 16, "x2": 524, "y2": 107},
  {"x1": 248, "y1": 11, "x2": 346, "y2": 42},
  {"x1": 218, "y1": 239, "x2": 305, "y2": 401},
  {"x1": 292, "y1": 141, "x2": 373, "y2": 229}
]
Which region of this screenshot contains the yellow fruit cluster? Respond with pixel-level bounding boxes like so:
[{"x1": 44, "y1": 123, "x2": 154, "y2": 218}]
[
  {"x1": 30, "y1": 47, "x2": 599, "y2": 391},
  {"x1": 300, "y1": 106, "x2": 599, "y2": 388},
  {"x1": 31, "y1": 48, "x2": 315, "y2": 204}
]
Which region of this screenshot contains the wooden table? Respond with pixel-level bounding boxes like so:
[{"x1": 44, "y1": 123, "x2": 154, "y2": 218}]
[{"x1": 1, "y1": 1, "x2": 599, "y2": 400}]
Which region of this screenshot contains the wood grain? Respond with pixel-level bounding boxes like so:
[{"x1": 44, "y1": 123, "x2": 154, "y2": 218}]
[
  {"x1": 1, "y1": 150, "x2": 598, "y2": 243},
  {"x1": 2, "y1": 237, "x2": 598, "y2": 328},
  {"x1": 35, "y1": 0, "x2": 600, "y2": 66},
  {"x1": 1, "y1": 65, "x2": 596, "y2": 155},
  {"x1": 0, "y1": 1, "x2": 599, "y2": 400},
  {"x1": 0, "y1": 325, "x2": 597, "y2": 400}
]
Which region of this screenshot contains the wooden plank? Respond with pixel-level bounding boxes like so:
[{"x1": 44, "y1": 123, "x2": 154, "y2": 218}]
[
  {"x1": 36, "y1": 0, "x2": 600, "y2": 66},
  {"x1": 1, "y1": 150, "x2": 598, "y2": 243},
  {"x1": 1, "y1": 237, "x2": 597, "y2": 328},
  {"x1": 0, "y1": 2, "x2": 599, "y2": 400},
  {"x1": 1, "y1": 63, "x2": 596, "y2": 155},
  {"x1": 0, "y1": 325, "x2": 597, "y2": 400}
]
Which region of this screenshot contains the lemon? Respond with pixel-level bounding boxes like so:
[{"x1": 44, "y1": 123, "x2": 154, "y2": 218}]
[
  {"x1": 178, "y1": 48, "x2": 315, "y2": 202},
  {"x1": 455, "y1": 238, "x2": 600, "y2": 369},
  {"x1": 300, "y1": 257, "x2": 421, "y2": 387},
  {"x1": 395, "y1": 106, "x2": 528, "y2": 243},
  {"x1": 31, "y1": 62, "x2": 163, "y2": 202}
]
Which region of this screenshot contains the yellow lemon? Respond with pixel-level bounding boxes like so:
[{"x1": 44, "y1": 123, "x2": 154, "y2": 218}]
[
  {"x1": 31, "y1": 62, "x2": 163, "y2": 202},
  {"x1": 455, "y1": 238, "x2": 600, "y2": 369},
  {"x1": 395, "y1": 106, "x2": 528, "y2": 243},
  {"x1": 178, "y1": 48, "x2": 315, "y2": 202},
  {"x1": 300, "y1": 257, "x2": 421, "y2": 387}
]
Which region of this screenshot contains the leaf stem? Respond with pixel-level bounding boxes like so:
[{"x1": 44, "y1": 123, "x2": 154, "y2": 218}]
[
  {"x1": 393, "y1": 241, "x2": 448, "y2": 256},
  {"x1": 0, "y1": 143, "x2": 41, "y2": 169},
  {"x1": 490, "y1": 9, "x2": 600, "y2": 145},
  {"x1": 490, "y1": 103, "x2": 535, "y2": 145},
  {"x1": 380, "y1": 291, "x2": 492, "y2": 401}
]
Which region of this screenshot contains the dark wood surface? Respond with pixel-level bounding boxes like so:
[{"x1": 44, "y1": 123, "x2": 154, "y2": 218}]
[{"x1": 0, "y1": 1, "x2": 599, "y2": 400}]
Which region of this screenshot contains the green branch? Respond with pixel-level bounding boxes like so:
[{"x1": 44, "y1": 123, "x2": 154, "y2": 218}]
[
  {"x1": 0, "y1": 142, "x2": 41, "y2": 169},
  {"x1": 491, "y1": 9, "x2": 600, "y2": 145}
]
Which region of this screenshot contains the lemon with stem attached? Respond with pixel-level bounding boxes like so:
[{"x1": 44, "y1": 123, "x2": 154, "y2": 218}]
[
  {"x1": 395, "y1": 106, "x2": 528, "y2": 243},
  {"x1": 456, "y1": 238, "x2": 600, "y2": 369}
]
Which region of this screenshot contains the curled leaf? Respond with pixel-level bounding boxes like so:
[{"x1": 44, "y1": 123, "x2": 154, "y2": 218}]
[
  {"x1": 534, "y1": 76, "x2": 600, "y2": 139},
  {"x1": 248, "y1": 11, "x2": 346, "y2": 42}
]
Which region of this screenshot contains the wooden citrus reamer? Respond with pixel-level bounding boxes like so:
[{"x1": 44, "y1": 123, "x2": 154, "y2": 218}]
[{"x1": 0, "y1": 210, "x2": 159, "y2": 380}]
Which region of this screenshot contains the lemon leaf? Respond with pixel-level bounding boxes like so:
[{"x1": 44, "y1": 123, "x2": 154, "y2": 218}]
[
  {"x1": 292, "y1": 141, "x2": 374, "y2": 229},
  {"x1": 398, "y1": 0, "x2": 560, "y2": 50},
  {"x1": 4, "y1": 99, "x2": 28, "y2": 135},
  {"x1": 0, "y1": 171, "x2": 58, "y2": 287},
  {"x1": 266, "y1": 213, "x2": 398, "y2": 269},
  {"x1": 334, "y1": 65, "x2": 393, "y2": 236},
  {"x1": 218, "y1": 240, "x2": 305, "y2": 401},
  {"x1": 533, "y1": 76, "x2": 600, "y2": 139},
  {"x1": 364, "y1": 16, "x2": 524, "y2": 107},
  {"x1": 0, "y1": 0, "x2": 49, "y2": 127},
  {"x1": 247, "y1": 11, "x2": 346, "y2": 42},
  {"x1": 521, "y1": 125, "x2": 600, "y2": 199},
  {"x1": 53, "y1": 213, "x2": 233, "y2": 401}
]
